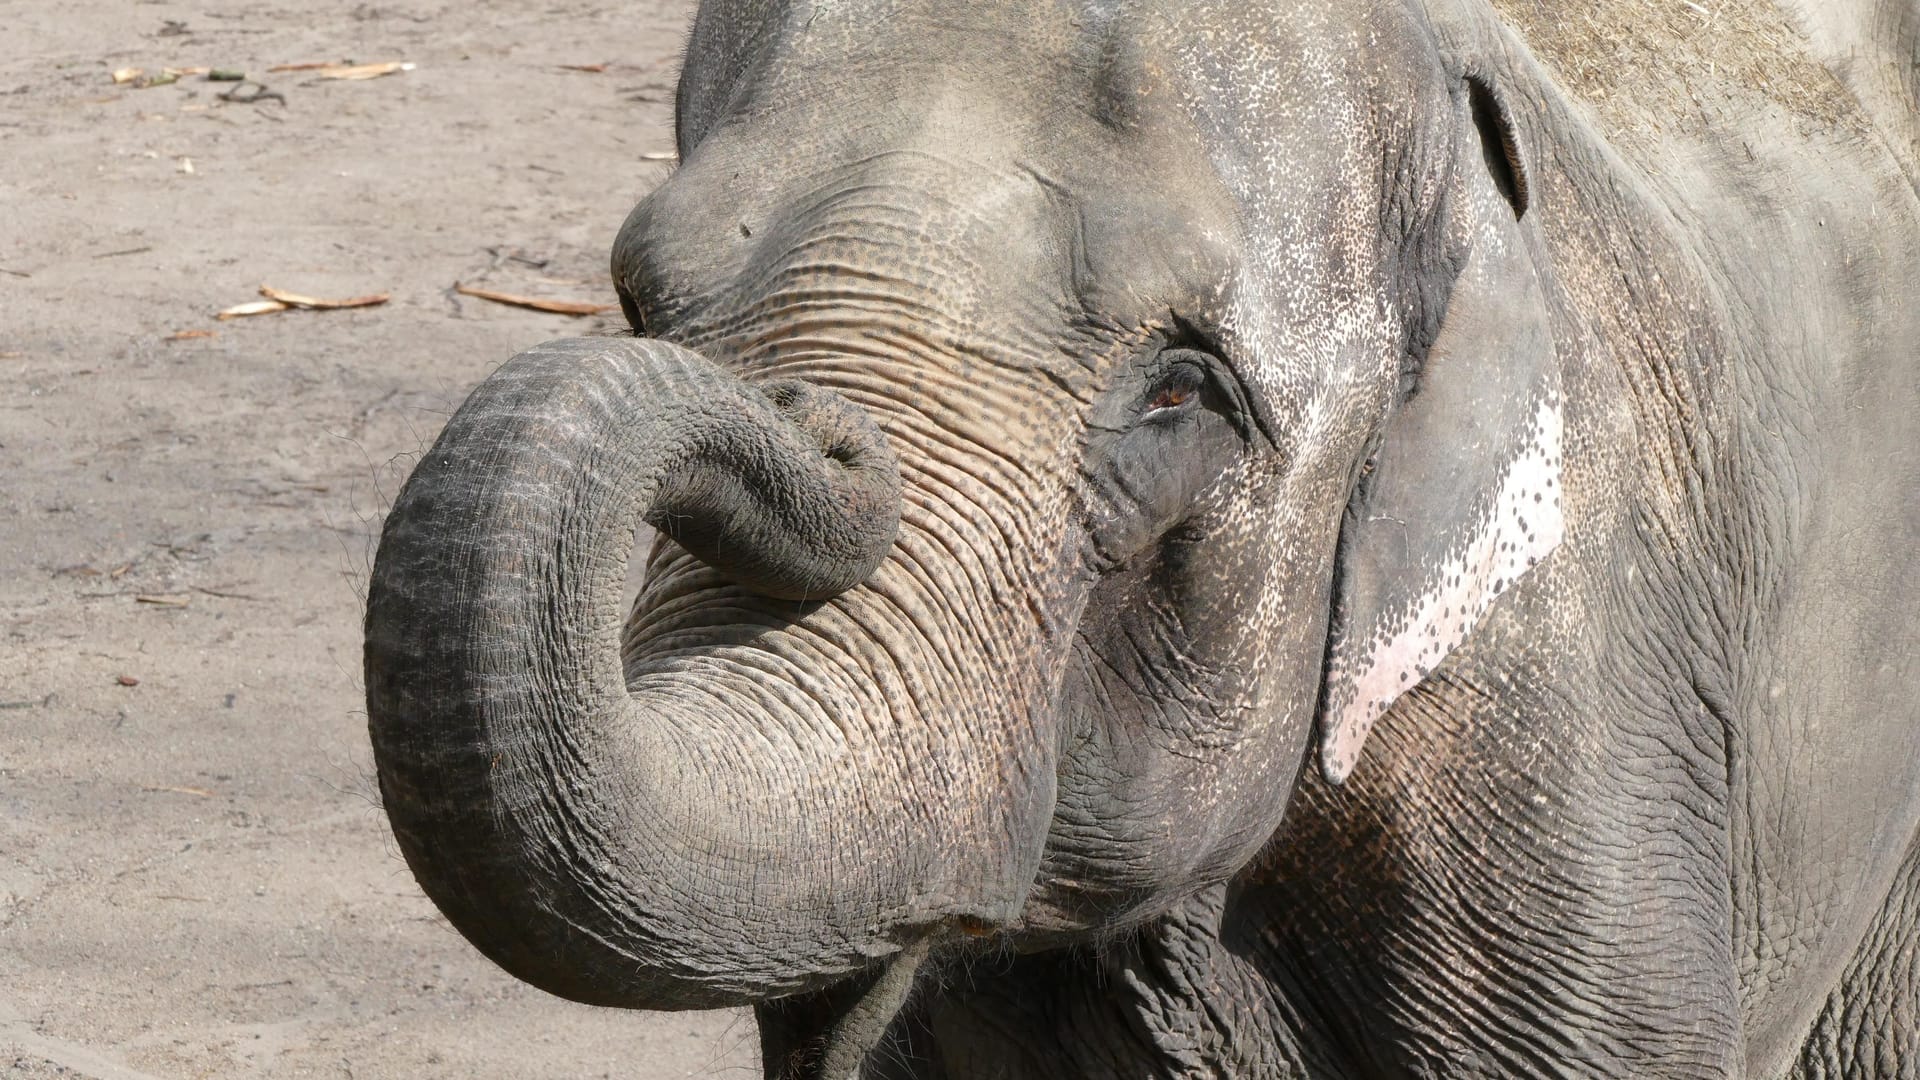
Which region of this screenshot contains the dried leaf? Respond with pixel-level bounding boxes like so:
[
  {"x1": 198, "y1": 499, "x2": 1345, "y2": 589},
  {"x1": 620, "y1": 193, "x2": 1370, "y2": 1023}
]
[
  {"x1": 318, "y1": 61, "x2": 414, "y2": 81},
  {"x1": 454, "y1": 283, "x2": 618, "y2": 316},
  {"x1": 559, "y1": 63, "x2": 608, "y2": 73},
  {"x1": 112, "y1": 67, "x2": 145, "y2": 85},
  {"x1": 166, "y1": 329, "x2": 216, "y2": 341},
  {"x1": 217, "y1": 299, "x2": 291, "y2": 320},
  {"x1": 257, "y1": 285, "x2": 389, "y2": 310},
  {"x1": 267, "y1": 60, "x2": 340, "y2": 72},
  {"x1": 116, "y1": 674, "x2": 140, "y2": 687}
]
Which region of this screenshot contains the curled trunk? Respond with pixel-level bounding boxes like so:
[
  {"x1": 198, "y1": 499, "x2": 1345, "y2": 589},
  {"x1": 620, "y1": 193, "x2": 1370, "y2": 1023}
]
[{"x1": 365, "y1": 336, "x2": 911, "y2": 1007}]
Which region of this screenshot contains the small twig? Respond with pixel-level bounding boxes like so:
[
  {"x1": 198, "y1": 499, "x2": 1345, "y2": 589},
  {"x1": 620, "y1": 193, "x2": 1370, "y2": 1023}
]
[
  {"x1": 93, "y1": 246, "x2": 152, "y2": 259},
  {"x1": 0, "y1": 266, "x2": 29, "y2": 278},
  {"x1": 193, "y1": 585, "x2": 265, "y2": 601},
  {"x1": 454, "y1": 282, "x2": 617, "y2": 315},
  {"x1": 142, "y1": 785, "x2": 214, "y2": 797},
  {"x1": 135, "y1": 594, "x2": 191, "y2": 607}
]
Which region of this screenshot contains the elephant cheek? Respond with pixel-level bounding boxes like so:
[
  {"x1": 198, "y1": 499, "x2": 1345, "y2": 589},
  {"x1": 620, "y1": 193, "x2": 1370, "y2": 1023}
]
[{"x1": 1023, "y1": 503, "x2": 1338, "y2": 931}]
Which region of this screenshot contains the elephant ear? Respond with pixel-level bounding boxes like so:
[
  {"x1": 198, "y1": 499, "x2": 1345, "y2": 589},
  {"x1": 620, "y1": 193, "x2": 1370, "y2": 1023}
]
[{"x1": 1318, "y1": 75, "x2": 1562, "y2": 785}]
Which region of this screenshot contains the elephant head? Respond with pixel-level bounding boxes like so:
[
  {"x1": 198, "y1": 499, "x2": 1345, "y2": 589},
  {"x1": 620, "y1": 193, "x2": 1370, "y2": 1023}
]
[{"x1": 366, "y1": 0, "x2": 1563, "y2": 1069}]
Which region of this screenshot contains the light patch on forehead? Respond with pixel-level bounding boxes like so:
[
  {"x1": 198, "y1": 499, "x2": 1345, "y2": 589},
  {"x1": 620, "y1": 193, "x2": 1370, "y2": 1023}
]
[
  {"x1": 1321, "y1": 395, "x2": 1565, "y2": 783},
  {"x1": 1164, "y1": 7, "x2": 1402, "y2": 418},
  {"x1": 1152, "y1": 3, "x2": 1416, "y2": 753}
]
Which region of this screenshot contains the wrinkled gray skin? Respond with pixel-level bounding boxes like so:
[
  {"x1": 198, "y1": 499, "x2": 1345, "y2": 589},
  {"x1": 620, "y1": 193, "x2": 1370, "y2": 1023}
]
[{"x1": 365, "y1": 0, "x2": 1920, "y2": 1075}]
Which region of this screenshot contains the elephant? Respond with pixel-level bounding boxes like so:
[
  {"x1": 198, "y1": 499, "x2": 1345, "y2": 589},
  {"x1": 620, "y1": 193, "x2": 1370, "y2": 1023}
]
[{"x1": 363, "y1": 0, "x2": 1920, "y2": 1075}]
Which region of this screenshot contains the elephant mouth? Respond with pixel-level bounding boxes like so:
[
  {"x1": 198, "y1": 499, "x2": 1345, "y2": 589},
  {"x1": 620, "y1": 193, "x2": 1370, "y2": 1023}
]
[{"x1": 757, "y1": 937, "x2": 935, "y2": 1079}]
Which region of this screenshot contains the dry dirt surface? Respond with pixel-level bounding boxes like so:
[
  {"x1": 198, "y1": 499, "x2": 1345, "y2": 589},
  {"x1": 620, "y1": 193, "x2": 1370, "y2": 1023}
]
[{"x1": 1, "y1": 1, "x2": 763, "y2": 1075}]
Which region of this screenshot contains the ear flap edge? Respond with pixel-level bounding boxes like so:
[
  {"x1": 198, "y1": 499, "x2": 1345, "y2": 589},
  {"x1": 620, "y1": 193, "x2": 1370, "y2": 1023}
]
[
  {"x1": 1466, "y1": 72, "x2": 1530, "y2": 220},
  {"x1": 1316, "y1": 74, "x2": 1561, "y2": 785}
]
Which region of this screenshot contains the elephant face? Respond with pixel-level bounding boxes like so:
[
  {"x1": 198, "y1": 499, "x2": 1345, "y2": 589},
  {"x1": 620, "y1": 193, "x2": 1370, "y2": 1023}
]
[{"x1": 367, "y1": 0, "x2": 1560, "y2": 1045}]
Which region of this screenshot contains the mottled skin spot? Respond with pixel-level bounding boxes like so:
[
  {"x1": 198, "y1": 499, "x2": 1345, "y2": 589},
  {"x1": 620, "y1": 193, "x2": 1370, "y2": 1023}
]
[
  {"x1": 364, "y1": 0, "x2": 1920, "y2": 1076},
  {"x1": 1325, "y1": 395, "x2": 1565, "y2": 783}
]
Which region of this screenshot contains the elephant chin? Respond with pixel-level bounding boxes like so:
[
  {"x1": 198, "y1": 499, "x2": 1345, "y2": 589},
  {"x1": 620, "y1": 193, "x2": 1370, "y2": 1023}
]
[{"x1": 363, "y1": 336, "x2": 1001, "y2": 1008}]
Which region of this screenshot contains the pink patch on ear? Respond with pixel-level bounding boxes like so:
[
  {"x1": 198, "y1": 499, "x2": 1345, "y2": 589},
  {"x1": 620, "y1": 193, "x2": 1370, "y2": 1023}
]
[{"x1": 1321, "y1": 395, "x2": 1565, "y2": 784}]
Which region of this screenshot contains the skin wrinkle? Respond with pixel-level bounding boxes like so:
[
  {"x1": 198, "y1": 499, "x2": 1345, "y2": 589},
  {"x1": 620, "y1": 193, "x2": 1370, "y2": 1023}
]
[
  {"x1": 722, "y1": 302, "x2": 1067, "y2": 657},
  {"x1": 743, "y1": 328, "x2": 1081, "y2": 489},
  {"x1": 744, "y1": 330, "x2": 1090, "y2": 687},
  {"x1": 894, "y1": 427, "x2": 1054, "y2": 572}
]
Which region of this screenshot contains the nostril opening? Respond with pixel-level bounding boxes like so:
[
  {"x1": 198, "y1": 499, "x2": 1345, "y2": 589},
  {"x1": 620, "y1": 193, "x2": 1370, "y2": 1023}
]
[{"x1": 765, "y1": 382, "x2": 805, "y2": 410}]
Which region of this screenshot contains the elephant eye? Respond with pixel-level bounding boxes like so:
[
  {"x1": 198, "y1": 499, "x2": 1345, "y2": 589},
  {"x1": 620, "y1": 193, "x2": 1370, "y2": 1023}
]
[
  {"x1": 1143, "y1": 355, "x2": 1208, "y2": 418},
  {"x1": 1149, "y1": 383, "x2": 1193, "y2": 411}
]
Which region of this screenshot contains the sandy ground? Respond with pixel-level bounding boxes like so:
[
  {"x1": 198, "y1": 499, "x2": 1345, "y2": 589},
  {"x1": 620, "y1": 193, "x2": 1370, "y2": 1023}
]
[{"x1": 1, "y1": 1, "x2": 763, "y2": 1075}]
